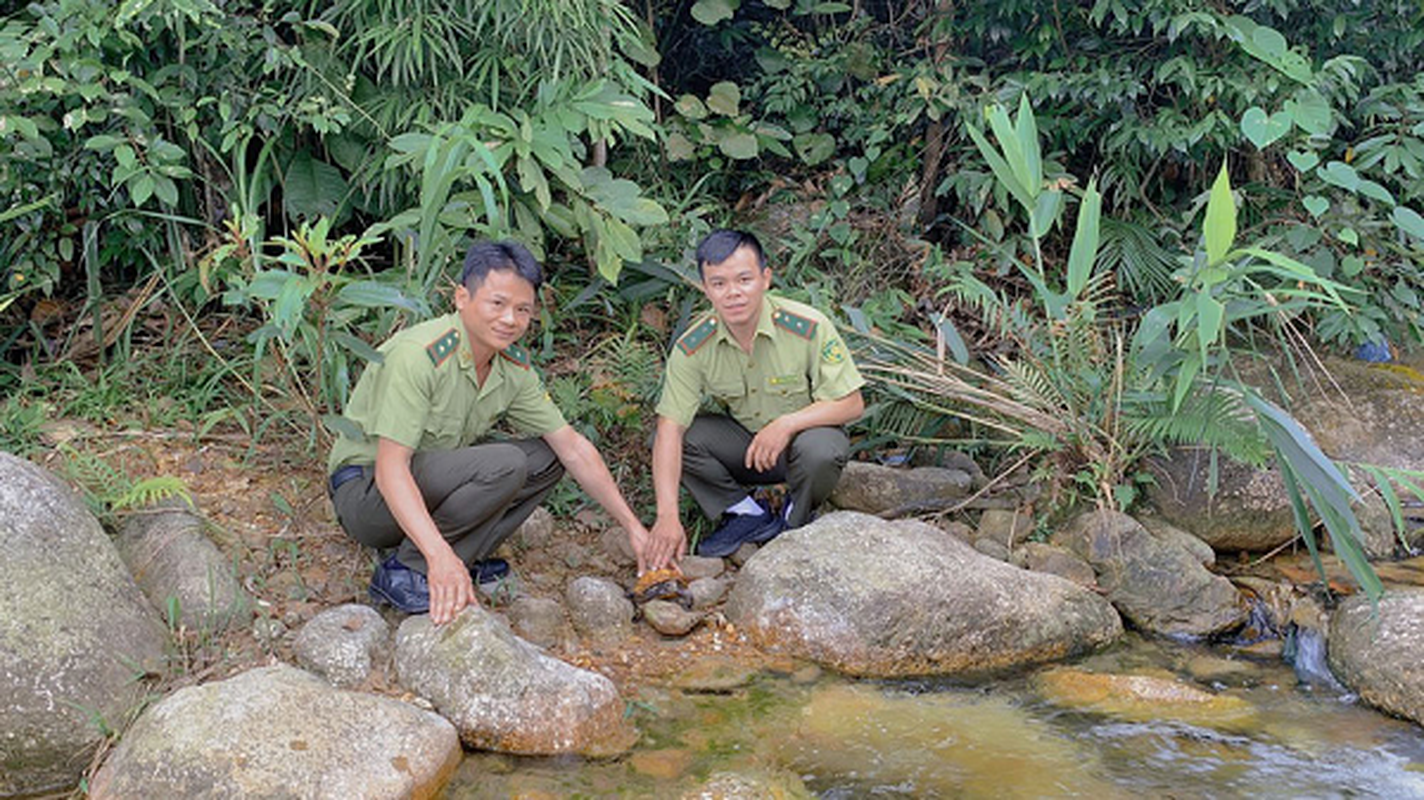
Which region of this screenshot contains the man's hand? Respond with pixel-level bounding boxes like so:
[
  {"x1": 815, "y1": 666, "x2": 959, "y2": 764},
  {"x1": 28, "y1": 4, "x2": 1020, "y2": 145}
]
[
  {"x1": 427, "y1": 552, "x2": 476, "y2": 625},
  {"x1": 745, "y1": 416, "x2": 794, "y2": 473},
  {"x1": 637, "y1": 515, "x2": 687, "y2": 573}
]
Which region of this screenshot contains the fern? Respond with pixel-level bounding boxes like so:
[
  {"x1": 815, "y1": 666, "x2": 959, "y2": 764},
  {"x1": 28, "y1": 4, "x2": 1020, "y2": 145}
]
[
  {"x1": 1098, "y1": 217, "x2": 1179, "y2": 304},
  {"x1": 111, "y1": 476, "x2": 193, "y2": 511}
]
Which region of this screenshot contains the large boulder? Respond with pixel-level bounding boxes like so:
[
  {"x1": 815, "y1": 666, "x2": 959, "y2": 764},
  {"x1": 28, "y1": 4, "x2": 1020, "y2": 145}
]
[
  {"x1": 1328, "y1": 589, "x2": 1424, "y2": 726},
  {"x1": 293, "y1": 604, "x2": 391, "y2": 688},
  {"x1": 0, "y1": 452, "x2": 168, "y2": 797},
  {"x1": 829, "y1": 462, "x2": 972, "y2": 515},
  {"x1": 89, "y1": 665, "x2": 460, "y2": 799},
  {"x1": 395, "y1": 606, "x2": 637, "y2": 757},
  {"x1": 1053, "y1": 510, "x2": 1247, "y2": 638},
  {"x1": 115, "y1": 503, "x2": 249, "y2": 633},
  {"x1": 566, "y1": 575, "x2": 634, "y2": 647},
  {"x1": 1145, "y1": 448, "x2": 1297, "y2": 552},
  {"x1": 724, "y1": 511, "x2": 1122, "y2": 678}
]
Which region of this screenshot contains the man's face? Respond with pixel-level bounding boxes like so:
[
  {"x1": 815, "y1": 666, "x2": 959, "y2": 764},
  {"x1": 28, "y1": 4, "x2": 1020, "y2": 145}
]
[
  {"x1": 701, "y1": 245, "x2": 772, "y2": 329},
  {"x1": 454, "y1": 268, "x2": 536, "y2": 356}
]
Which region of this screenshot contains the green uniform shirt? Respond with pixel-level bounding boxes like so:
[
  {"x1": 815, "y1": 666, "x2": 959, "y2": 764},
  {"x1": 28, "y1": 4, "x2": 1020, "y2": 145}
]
[
  {"x1": 326, "y1": 313, "x2": 567, "y2": 473},
  {"x1": 655, "y1": 294, "x2": 864, "y2": 432}
]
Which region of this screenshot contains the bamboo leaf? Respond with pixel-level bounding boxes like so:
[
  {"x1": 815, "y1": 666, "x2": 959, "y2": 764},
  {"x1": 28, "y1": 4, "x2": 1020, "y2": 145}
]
[{"x1": 1203, "y1": 160, "x2": 1236, "y2": 266}]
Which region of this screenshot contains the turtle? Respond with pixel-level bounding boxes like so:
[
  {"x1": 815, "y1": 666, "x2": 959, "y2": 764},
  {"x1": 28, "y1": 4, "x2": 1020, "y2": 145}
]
[{"x1": 629, "y1": 568, "x2": 695, "y2": 611}]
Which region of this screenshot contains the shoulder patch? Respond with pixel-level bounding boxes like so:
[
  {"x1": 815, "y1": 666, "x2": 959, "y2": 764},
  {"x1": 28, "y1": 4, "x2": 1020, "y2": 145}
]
[
  {"x1": 499, "y1": 343, "x2": 531, "y2": 369},
  {"x1": 773, "y1": 308, "x2": 818, "y2": 340},
  {"x1": 425, "y1": 327, "x2": 460, "y2": 368},
  {"x1": 676, "y1": 317, "x2": 719, "y2": 356}
]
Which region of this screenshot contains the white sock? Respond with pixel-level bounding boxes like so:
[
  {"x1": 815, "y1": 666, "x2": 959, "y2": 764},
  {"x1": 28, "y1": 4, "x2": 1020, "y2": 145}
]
[
  {"x1": 782, "y1": 499, "x2": 795, "y2": 521},
  {"x1": 726, "y1": 496, "x2": 764, "y2": 516}
]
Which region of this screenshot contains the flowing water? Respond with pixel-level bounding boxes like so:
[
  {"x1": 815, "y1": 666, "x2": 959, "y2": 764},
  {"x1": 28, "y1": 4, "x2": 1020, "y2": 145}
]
[{"x1": 442, "y1": 633, "x2": 1424, "y2": 798}]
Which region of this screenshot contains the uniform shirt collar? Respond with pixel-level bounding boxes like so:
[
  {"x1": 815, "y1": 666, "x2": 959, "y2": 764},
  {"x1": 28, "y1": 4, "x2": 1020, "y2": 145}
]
[
  {"x1": 453, "y1": 313, "x2": 507, "y2": 392},
  {"x1": 713, "y1": 296, "x2": 777, "y2": 345}
]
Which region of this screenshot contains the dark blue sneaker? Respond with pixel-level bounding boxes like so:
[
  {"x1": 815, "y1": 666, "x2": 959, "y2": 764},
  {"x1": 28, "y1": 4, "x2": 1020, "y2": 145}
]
[
  {"x1": 368, "y1": 554, "x2": 430, "y2": 614},
  {"x1": 470, "y1": 557, "x2": 510, "y2": 585},
  {"x1": 696, "y1": 509, "x2": 785, "y2": 558}
]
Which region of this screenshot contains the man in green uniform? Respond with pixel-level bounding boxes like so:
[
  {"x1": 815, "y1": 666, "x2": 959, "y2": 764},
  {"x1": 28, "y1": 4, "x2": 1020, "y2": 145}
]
[
  {"x1": 329, "y1": 241, "x2": 653, "y2": 625},
  {"x1": 644, "y1": 229, "x2": 865, "y2": 567}
]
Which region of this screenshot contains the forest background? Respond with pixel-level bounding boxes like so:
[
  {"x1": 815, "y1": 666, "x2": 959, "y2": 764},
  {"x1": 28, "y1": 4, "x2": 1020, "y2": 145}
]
[{"x1": 3, "y1": 0, "x2": 1423, "y2": 593}]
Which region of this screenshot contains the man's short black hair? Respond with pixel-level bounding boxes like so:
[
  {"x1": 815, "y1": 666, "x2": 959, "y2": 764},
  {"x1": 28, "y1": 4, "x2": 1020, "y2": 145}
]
[
  {"x1": 695, "y1": 229, "x2": 766, "y2": 278},
  {"x1": 460, "y1": 240, "x2": 543, "y2": 291}
]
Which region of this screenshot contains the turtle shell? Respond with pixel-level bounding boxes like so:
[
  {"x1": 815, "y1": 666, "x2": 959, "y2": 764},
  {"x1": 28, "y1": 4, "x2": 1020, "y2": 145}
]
[{"x1": 632, "y1": 568, "x2": 690, "y2": 605}]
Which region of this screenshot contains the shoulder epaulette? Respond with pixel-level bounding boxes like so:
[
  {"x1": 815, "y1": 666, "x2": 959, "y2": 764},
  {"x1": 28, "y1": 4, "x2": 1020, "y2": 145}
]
[
  {"x1": 499, "y1": 343, "x2": 531, "y2": 369},
  {"x1": 425, "y1": 327, "x2": 460, "y2": 367},
  {"x1": 676, "y1": 316, "x2": 719, "y2": 356},
  {"x1": 773, "y1": 307, "x2": 818, "y2": 340}
]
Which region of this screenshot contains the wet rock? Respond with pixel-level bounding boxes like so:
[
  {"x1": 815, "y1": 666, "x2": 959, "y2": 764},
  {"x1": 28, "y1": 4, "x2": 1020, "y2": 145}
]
[
  {"x1": 511, "y1": 507, "x2": 556, "y2": 549},
  {"x1": 293, "y1": 604, "x2": 390, "y2": 688},
  {"x1": 1032, "y1": 667, "x2": 1258, "y2": 731},
  {"x1": 643, "y1": 600, "x2": 704, "y2": 636},
  {"x1": 1328, "y1": 589, "x2": 1424, "y2": 726},
  {"x1": 116, "y1": 503, "x2": 250, "y2": 633},
  {"x1": 687, "y1": 577, "x2": 730, "y2": 609},
  {"x1": 395, "y1": 607, "x2": 637, "y2": 756},
  {"x1": 829, "y1": 461, "x2": 972, "y2": 515},
  {"x1": 507, "y1": 596, "x2": 569, "y2": 649},
  {"x1": 1183, "y1": 654, "x2": 1259, "y2": 685},
  {"x1": 566, "y1": 576, "x2": 633, "y2": 647},
  {"x1": 1021, "y1": 542, "x2": 1097, "y2": 588},
  {"x1": 679, "y1": 555, "x2": 725, "y2": 580},
  {"x1": 1139, "y1": 515, "x2": 1216, "y2": 567},
  {"x1": 973, "y1": 536, "x2": 1011, "y2": 562},
  {"x1": 1146, "y1": 447, "x2": 1296, "y2": 552},
  {"x1": 782, "y1": 683, "x2": 1115, "y2": 796},
  {"x1": 1053, "y1": 510, "x2": 1247, "y2": 638},
  {"x1": 0, "y1": 452, "x2": 168, "y2": 798},
  {"x1": 726, "y1": 511, "x2": 1122, "y2": 678},
  {"x1": 630, "y1": 748, "x2": 693, "y2": 780},
  {"x1": 89, "y1": 665, "x2": 459, "y2": 799},
  {"x1": 680, "y1": 770, "x2": 813, "y2": 799},
  {"x1": 674, "y1": 655, "x2": 756, "y2": 693},
  {"x1": 977, "y1": 508, "x2": 1034, "y2": 548}
]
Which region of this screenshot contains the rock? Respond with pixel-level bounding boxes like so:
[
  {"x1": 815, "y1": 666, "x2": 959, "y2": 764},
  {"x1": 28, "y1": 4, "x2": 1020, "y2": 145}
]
[
  {"x1": 1032, "y1": 668, "x2": 1258, "y2": 731},
  {"x1": 939, "y1": 520, "x2": 976, "y2": 544},
  {"x1": 293, "y1": 604, "x2": 390, "y2": 688},
  {"x1": 89, "y1": 665, "x2": 459, "y2": 799},
  {"x1": 511, "y1": 506, "x2": 556, "y2": 549},
  {"x1": 725, "y1": 511, "x2": 1122, "y2": 678},
  {"x1": 0, "y1": 452, "x2": 168, "y2": 798},
  {"x1": 566, "y1": 576, "x2": 634, "y2": 646},
  {"x1": 395, "y1": 608, "x2": 637, "y2": 756},
  {"x1": 630, "y1": 748, "x2": 693, "y2": 780},
  {"x1": 1020, "y1": 542, "x2": 1097, "y2": 588},
  {"x1": 673, "y1": 655, "x2": 756, "y2": 693},
  {"x1": 1146, "y1": 447, "x2": 1297, "y2": 552},
  {"x1": 599, "y1": 526, "x2": 637, "y2": 568},
  {"x1": 977, "y1": 508, "x2": 1034, "y2": 548},
  {"x1": 687, "y1": 577, "x2": 730, "y2": 609},
  {"x1": 973, "y1": 536, "x2": 1011, "y2": 562},
  {"x1": 507, "y1": 596, "x2": 569, "y2": 649},
  {"x1": 115, "y1": 504, "x2": 249, "y2": 633},
  {"x1": 1053, "y1": 510, "x2": 1247, "y2": 638},
  {"x1": 829, "y1": 461, "x2": 972, "y2": 515},
  {"x1": 643, "y1": 600, "x2": 703, "y2": 636},
  {"x1": 680, "y1": 770, "x2": 813, "y2": 799},
  {"x1": 729, "y1": 542, "x2": 758, "y2": 566},
  {"x1": 1327, "y1": 589, "x2": 1424, "y2": 726},
  {"x1": 1138, "y1": 515, "x2": 1216, "y2": 567},
  {"x1": 679, "y1": 555, "x2": 725, "y2": 580},
  {"x1": 1183, "y1": 655, "x2": 1259, "y2": 685}
]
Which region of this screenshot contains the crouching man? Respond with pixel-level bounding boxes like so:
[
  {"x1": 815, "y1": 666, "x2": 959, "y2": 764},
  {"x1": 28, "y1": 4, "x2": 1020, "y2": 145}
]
[
  {"x1": 328, "y1": 241, "x2": 654, "y2": 624},
  {"x1": 643, "y1": 229, "x2": 865, "y2": 567}
]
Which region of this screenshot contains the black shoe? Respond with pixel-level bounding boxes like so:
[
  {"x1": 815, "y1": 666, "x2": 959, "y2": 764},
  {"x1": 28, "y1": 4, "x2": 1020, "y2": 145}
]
[
  {"x1": 696, "y1": 509, "x2": 785, "y2": 558},
  {"x1": 469, "y1": 557, "x2": 510, "y2": 585},
  {"x1": 368, "y1": 554, "x2": 430, "y2": 614}
]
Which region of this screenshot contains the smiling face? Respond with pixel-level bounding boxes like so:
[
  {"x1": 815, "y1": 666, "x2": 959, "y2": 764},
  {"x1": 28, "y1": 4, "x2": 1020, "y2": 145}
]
[
  {"x1": 454, "y1": 268, "x2": 537, "y2": 362},
  {"x1": 701, "y1": 244, "x2": 772, "y2": 334}
]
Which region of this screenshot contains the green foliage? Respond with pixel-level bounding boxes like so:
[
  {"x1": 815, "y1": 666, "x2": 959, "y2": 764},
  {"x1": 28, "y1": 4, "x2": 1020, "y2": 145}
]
[{"x1": 110, "y1": 476, "x2": 193, "y2": 512}]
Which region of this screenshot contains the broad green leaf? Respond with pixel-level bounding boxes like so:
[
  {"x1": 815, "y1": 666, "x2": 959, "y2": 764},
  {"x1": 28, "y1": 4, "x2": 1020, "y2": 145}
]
[
  {"x1": 603, "y1": 216, "x2": 642, "y2": 262},
  {"x1": 1241, "y1": 107, "x2": 1292, "y2": 149},
  {"x1": 691, "y1": 0, "x2": 737, "y2": 25},
  {"x1": 793, "y1": 132, "x2": 835, "y2": 166},
  {"x1": 1393, "y1": 206, "x2": 1424, "y2": 240},
  {"x1": 706, "y1": 82, "x2": 741, "y2": 117},
  {"x1": 1172, "y1": 350, "x2": 1202, "y2": 412},
  {"x1": 718, "y1": 131, "x2": 758, "y2": 159},
  {"x1": 1015, "y1": 94, "x2": 1042, "y2": 195},
  {"x1": 337, "y1": 281, "x2": 423, "y2": 312},
  {"x1": 1303, "y1": 195, "x2": 1329, "y2": 218},
  {"x1": 1195, "y1": 292, "x2": 1224, "y2": 361},
  {"x1": 665, "y1": 132, "x2": 695, "y2": 161},
  {"x1": 674, "y1": 94, "x2": 708, "y2": 120},
  {"x1": 330, "y1": 331, "x2": 384, "y2": 364},
  {"x1": 1338, "y1": 227, "x2": 1358, "y2": 246},
  {"x1": 965, "y1": 122, "x2": 1033, "y2": 211},
  {"x1": 932, "y1": 312, "x2": 970, "y2": 365},
  {"x1": 1065, "y1": 179, "x2": 1102, "y2": 298},
  {"x1": 1356, "y1": 179, "x2": 1395, "y2": 206},
  {"x1": 1318, "y1": 161, "x2": 1360, "y2": 192},
  {"x1": 1286, "y1": 150, "x2": 1320, "y2": 173},
  {"x1": 153, "y1": 176, "x2": 178, "y2": 207},
  {"x1": 1203, "y1": 160, "x2": 1236, "y2": 266},
  {"x1": 1028, "y1": 190, "x2": 1063, "y2": 240},
  {"x1": 1237, "y1": 246, "x2": 1355, "y2": 308},
  {"x1": 130, "y1": 173, "x2": 155, "y2": 205},
  {"x1": 84, "y1": 134, "x2": 123, "y2": 151},
  {"x1": 285, "y1": 151, "x2": 348, "y2": 221},
  {"x1": 986, "y1": 104, "x2": 1032, "y2": 205},
  {"x1": 1285, "y1": 91, "x2": 1331, "y2": 135}
]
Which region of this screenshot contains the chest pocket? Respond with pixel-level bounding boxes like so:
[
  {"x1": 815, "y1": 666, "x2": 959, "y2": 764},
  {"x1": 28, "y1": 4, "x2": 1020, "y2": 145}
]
[
  {"x1": 708, "y1": 377, "x2": 747, "y2": 406},
  {"x1": 766, "y1": 373, "x2": 810, "y2": 414}
]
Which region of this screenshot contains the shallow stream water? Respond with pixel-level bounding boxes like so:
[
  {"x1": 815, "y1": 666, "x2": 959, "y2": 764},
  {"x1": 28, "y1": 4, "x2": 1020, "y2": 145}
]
[{"x1": 442, "y1": 632, "x2": 1424, "y2": 798}]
